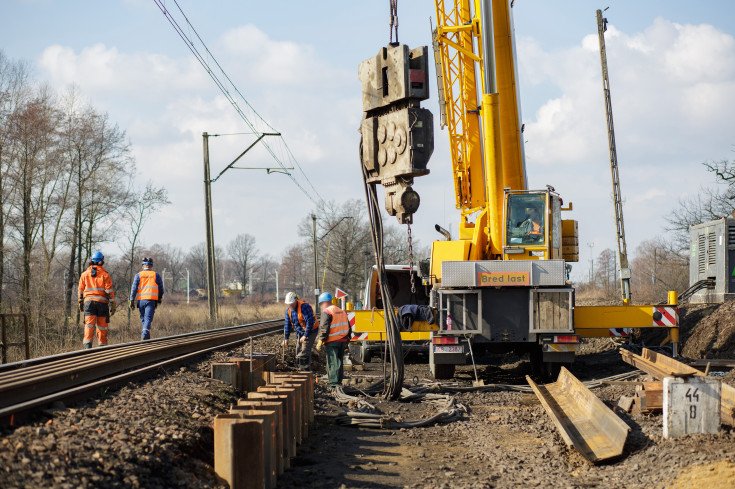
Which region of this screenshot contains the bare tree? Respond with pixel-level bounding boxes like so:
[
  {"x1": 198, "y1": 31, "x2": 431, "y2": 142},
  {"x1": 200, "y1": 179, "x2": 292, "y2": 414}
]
[
  {"x1": 630, "y1": 238, "x2": 689, "y2": 303},
  {"x1": 227, "y1": 234, "x2": 257, "y2": 298},
  {"x1": 186, "y1": 243, "x2": 208, "y2": 290},
  {"x1": 280, "y1": 244, "x2": 309, "y2": 298},
  {"x1": 669, "y1": 158, "x2": 735, "y2": 249},
  {"x1": 0, "y1": 52, "x2": 30, "y2": 313},
  {"x1": 594, "y1": 248, "x2": 616, "y2": 298}
]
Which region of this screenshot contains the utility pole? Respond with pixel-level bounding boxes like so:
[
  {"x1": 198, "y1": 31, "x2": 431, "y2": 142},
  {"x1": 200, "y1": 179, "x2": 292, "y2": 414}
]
[
  {"x1": 587, "y1": 242, "x2": 595, "y2": 283},
  {"x1": 203, "y1": 132, "x2": 218, "y2": 321},
  {"x1": 202, "y1": 130, "x2": 286, "y2": 321},
  {"x1": 597, "y1": 9, "x2": 631, "y2": 303},
  {"x1": 274, "y1": 270, "x2": 279, "y2": 303},
  {"x1": 312, "y1": 214, "x2": 319, "y2": 306}
]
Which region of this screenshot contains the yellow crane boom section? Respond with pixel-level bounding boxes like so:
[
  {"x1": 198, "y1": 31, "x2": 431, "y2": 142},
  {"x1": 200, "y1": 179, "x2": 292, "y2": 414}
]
[{"x1": 433, "y1": 0, "x2": 527, "y2": 258}]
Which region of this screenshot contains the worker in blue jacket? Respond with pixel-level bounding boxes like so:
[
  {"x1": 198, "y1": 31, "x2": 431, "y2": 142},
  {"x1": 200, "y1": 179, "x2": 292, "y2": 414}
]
[
  {"x1": 129, "y1": 257, "x2": 164, "y2": 340},
  {"x1": 282, "y1": 292, "x2": 317, "y2": 370}
]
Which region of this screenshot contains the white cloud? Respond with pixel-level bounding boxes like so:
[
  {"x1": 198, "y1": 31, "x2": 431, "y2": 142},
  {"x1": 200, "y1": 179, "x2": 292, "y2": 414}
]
[
  {"x1": 517, "y1": 18, "x2": 735, "y2": 281},
  {"x1": 35, "y1": 24, "x2": 382, "y2": 256},
  {"x1": 34, "y1": 17, "x2": 735, "y2": 281}
]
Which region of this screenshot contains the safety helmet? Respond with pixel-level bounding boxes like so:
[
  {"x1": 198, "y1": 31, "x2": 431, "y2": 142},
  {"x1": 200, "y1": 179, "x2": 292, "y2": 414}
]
[
  {"x1": 91, "y1": 251, "x2": 104, "y2": 264},
  {"x1": 142, "y1": 257, "x2": 153, "y2": 266},
  {"x1": 284, "y1": 292, "x2": 298, "y2": 305},
  {"x1": 318, "y1": 292, "x2": 333, "y2": 304}
]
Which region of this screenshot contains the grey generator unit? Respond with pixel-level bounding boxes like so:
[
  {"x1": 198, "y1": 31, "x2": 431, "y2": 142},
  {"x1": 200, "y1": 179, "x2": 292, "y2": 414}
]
[{"x1": 689, "y1": 218, "x2": 735, "y2": 303}]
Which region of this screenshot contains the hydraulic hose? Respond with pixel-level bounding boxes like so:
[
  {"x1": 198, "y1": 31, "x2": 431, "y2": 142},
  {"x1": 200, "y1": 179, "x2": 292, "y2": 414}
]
[{"x1": 360, "y1": 140, "x2": 405, "y2": 400}]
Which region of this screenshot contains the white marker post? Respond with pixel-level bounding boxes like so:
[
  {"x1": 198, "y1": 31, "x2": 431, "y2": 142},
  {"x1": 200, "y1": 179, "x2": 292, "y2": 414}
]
[{"x1": 663, "y1": 376, "x2": 721, "y2": 439}]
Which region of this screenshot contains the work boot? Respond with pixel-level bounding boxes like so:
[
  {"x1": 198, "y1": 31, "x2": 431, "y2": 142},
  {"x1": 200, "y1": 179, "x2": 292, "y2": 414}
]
[{"x1": 83, "y1": 342, "x2": 92, "y2": 350}]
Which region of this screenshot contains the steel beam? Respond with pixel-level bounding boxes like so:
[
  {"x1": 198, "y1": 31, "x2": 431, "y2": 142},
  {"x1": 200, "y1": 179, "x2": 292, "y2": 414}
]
[{"x1": 527, "y1": 367, "x2": 630, "y2": 463}]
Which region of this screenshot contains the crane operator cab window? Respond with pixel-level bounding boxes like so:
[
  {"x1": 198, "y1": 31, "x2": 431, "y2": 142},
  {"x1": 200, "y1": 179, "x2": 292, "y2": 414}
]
[{"x1": 506, "y1": 193, "x2": 546, "y2": 246}]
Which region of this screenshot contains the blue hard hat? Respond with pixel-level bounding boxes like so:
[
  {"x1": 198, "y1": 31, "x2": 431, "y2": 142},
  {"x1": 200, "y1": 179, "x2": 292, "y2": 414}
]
[
  {"x1": 91, "y1": 251, "x2": 104, "y2": 263},
  {"x1": 318, "y1": 292, "x2": 333, "y2": 303},
  {"x1": 142, "y1": 257, "x2": 153, "y2": 266}
]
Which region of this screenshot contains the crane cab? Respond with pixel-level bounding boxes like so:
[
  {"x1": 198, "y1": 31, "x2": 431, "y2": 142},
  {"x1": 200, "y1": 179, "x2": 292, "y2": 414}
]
[{"x1": 503, "y1": 188, "x2": 564, "y2": 261}]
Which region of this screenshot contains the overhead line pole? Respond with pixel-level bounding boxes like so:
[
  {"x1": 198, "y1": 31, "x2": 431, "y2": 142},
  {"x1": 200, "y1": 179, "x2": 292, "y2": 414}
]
[
  {"x1": 203, "y1": 132, "x2": 218, "y2": 321},
  {"x1": 597, "y1": 9, "x2": 631, "y2": 303},
  {"x1": 312, "y1": 215, "x2": 319, "y2": 307},
  {"x1": 203, "y1": 131, "x2": 286, "y2": 322}
]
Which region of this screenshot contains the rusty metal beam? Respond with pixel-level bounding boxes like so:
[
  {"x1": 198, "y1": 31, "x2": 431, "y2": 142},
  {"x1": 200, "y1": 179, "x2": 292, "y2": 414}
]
[
  {"x1": 620, "y1": 348, "x2": 735, "y2": 426},
  {"x1": 526, "y1": 367, "x2": 630, "y2": 463}
]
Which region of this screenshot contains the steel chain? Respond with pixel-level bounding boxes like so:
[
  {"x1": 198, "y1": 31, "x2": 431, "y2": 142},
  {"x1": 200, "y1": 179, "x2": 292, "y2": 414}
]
[
  {"x1": 407, "y1": 223, "x2": 416, "y2": 294},
  {"x1": 389, "y1": 0, "x2": 399, "y2": 44}
]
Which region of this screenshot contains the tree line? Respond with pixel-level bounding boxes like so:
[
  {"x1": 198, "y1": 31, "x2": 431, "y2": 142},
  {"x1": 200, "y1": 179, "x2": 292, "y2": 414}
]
[
  {"x1": 578, "y1": 156, "x2": 735, "y2": 303},
  {"x1": 0, "y1": 52, "x2": 168, "y2": 353},
  {"x1": 138, "y1": 198, "x2": 426, "y2": 304}
]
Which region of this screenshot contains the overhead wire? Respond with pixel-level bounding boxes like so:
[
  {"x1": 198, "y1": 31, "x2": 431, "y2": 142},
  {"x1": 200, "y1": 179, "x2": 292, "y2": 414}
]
[{"x1": 152, "y1": 0, "x2": 324, "y2": 208}]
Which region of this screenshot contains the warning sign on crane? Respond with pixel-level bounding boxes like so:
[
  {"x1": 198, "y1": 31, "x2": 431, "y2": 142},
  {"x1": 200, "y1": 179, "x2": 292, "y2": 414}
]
[{"x1": 335, "y1": 288, "x2": 348, "y2": 300}]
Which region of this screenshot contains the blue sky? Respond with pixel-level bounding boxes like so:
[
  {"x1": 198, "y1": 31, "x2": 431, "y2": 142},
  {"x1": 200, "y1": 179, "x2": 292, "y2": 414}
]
[{"x1": 2, "y1": 0, "x2": 735, "y2": 282}]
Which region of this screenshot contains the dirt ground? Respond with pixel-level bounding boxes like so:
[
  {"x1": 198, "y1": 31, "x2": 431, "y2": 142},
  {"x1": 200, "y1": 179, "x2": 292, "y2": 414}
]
[
  {"x1": 278, "y1": 342, "x2": 735, "y2": 489},
  {"x1": 2, "y1": 306, "x2": 735, "y2": 489}
]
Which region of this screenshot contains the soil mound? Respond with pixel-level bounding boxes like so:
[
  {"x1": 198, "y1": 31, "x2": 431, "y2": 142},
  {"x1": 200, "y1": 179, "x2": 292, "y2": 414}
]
[{"x1": 681, "y1": 301, "x2": 735, "y2": 359}]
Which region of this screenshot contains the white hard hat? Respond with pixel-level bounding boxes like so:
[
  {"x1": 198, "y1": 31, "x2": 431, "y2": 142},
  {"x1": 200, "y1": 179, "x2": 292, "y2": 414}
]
[{"x1": 284, "y1": 292, "x2": 298, "y2": 305}]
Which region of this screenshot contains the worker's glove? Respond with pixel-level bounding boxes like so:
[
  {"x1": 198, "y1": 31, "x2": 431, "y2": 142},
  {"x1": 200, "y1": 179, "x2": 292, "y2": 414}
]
[
  {"x1": 315, "y1": 339, "x2": 323, "y2": 352},
  {"x1": 129, "y1": 301, "x2": 135, "y2": 310},
  {"x1": 299, "y1": 336, "x2": 306, "y2": 344},
  {"x1": 281, "y1": 338, "x2": 288, "y2": 347},
  {"x1": 110, "y1": 302, "x2": 117, "y2": 317},
  {"x1": 78, "y1": 300, "x2": 84, "y2": 312}
]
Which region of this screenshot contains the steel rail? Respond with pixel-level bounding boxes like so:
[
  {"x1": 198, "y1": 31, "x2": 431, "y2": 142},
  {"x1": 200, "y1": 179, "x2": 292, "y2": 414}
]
[
  {"x1": 0, "y1": 326, "x2": 277, "y2": 383},
  {"x1": 0, "y1": 320, "x2": 281, "y2": 414},
  {"x1": 0, "y1": 319, "x2": 280, "y2": 372},
  {"x1": 0, "y1": 326, "x2": 282, "y2": 421}
]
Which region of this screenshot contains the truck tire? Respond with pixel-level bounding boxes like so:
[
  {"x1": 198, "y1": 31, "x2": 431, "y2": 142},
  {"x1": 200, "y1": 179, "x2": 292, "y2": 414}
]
[
  {"x1": 432, "y1": 363, "x2": 456, "y2": 380},
  {"x1": 530, "y1": 347, "x2": 562, "y2": 382},
  {"x1": 348, "y1": 342, "x2": 372, "y2": 365}
]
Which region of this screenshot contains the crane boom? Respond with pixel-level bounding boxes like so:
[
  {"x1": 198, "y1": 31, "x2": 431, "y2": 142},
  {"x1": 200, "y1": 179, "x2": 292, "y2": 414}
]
[{"x1": 433, "y1": 0, "x2": 528, "y2": 259}]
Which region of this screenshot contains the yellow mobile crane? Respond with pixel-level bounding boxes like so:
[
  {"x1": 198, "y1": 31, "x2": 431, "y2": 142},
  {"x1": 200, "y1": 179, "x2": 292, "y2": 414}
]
[{"x1": 354, "y1": 0, "x2": 681, "y2": 380}]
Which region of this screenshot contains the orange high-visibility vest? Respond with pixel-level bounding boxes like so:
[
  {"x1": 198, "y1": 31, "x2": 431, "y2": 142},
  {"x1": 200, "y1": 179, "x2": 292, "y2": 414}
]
[
  {"x1": 324, "y1": 305, "x2": 350, "y2": 343},
  {"x1": 78, "y1": 266, "x2": 115, "y2": 304},
  {"x1": 136, "y1": 270, "x2": 160, "y2": 301},
  {"x1": 287, "y1": 301, "x2": 305, "y2": 327}
]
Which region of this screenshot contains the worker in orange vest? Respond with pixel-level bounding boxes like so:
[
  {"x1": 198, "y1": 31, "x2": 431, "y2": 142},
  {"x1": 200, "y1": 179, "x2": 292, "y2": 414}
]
[
  {"x1": 314, "y1": 292, "x2": 351, "y2": 388},
  {"x1": 282, "y1": 292, "x2": 318, "y2": 371},
  {"x1": 527, "y1": 207, "x2": 543, "y2": 240},
  {"x1": 78, "y1": 251, "x2": 116, "y2": 349},
  {"x1": 129, "y1": 257, "x2": 164, "y2": 340}
]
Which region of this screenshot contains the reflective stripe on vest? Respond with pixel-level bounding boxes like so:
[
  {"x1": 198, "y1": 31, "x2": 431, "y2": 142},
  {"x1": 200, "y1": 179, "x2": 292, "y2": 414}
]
[
  {"x1": 325, "y1": 305, "x2": 349, "y2": 343},
  {"x1": 81, "y1": 267, "x2": 110, "y2": 303},
  {"x1": 136, "y1": 270, "x2": 159, "y2": 301}
]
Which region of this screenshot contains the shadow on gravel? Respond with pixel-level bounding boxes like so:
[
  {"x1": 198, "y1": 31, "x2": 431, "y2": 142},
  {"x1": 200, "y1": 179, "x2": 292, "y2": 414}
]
[
  {"x1": 613, "y1": 408, "x2": 653, "y2": 461},
  {"x1": 278, "y1": 420, "x2": 413, "y2": 489}
]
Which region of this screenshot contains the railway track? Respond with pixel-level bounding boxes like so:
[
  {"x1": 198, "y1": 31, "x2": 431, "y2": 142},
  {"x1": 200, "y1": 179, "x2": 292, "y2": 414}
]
[{"x1": 0, "y1": 319, "x2": 281, "y2": 422}]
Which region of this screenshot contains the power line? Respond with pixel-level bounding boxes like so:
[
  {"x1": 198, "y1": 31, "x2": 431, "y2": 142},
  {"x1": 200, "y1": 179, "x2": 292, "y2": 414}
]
[{"x1": 152, "y1": 0, "x2": 325, "y2": 208}]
